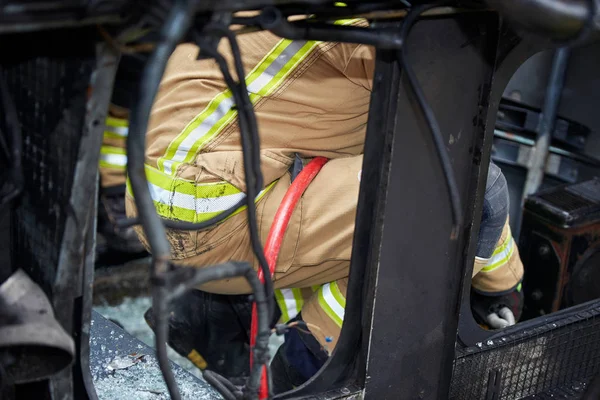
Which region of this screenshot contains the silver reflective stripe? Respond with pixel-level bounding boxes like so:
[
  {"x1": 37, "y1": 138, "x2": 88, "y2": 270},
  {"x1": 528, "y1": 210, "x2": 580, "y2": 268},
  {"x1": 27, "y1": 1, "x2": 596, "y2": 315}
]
[
  {"x1": 106, "y1": 125, "x2": 128, "y2": 137},
  {"x1": 322, "y1": 283, "x2": 345, "y2": 322},
  {"x1": 482, "y1": 237, "x2": 515, "y2": 272},
  {"x1": 163, "y1": 97, "x2": 235, "y2": 174},
  {"x1": 100, "y1": 153, "x2": 127, "y2": 167},
  {"x1": 246, "y1": 40, "x2": 306, "y2": 93},
  {"x1": 147, "y1": 182, "x2": 246, "y2": 213},
  {"x1": 280, "y1": 288, "x2": 300, "y2": 321}
]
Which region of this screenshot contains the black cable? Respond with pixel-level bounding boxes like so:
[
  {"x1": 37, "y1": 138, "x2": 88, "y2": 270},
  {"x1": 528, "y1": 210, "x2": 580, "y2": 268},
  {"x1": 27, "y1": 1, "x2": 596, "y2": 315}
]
[
  {"x1": 259, "y1": 7, "x2": 403, "y2": 49},
  {"x1": 203, "y1": 370, "x2": 243, "y2": 400},
  {"x1": 126, "y1": 1, "x2": 195, "y2": 400},
  {"x1": 397, "y1": 3, "x2": 463, "y2": 239},
  {"x1": 166, "y1": 25, "x2": 276, "y2": 321},
  {"x1": 215, "y1": 26, "x2": 275, "y2": 319},
  {"x1": 203, "y1": 371, "x2": 238, "y2": 400}
]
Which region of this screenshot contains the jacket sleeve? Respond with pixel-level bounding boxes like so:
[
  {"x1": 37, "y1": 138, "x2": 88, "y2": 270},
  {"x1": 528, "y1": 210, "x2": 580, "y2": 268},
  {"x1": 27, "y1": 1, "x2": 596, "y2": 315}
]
[{"x1": 472, "y1": 218, "x2": 524, "y2": 294}]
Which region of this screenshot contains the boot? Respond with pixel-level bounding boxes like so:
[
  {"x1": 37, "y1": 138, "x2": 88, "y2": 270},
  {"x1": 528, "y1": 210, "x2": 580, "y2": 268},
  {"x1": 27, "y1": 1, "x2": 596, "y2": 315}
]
[
  {"x1": 0, "y1": 269, "x2": 75, "y2": 383},
  {"x1": 97, "y1": 184, "x2": 146, "y2": 256},
  {"x1": 144, "y1": 289, "x2": 254, "y2": 383}
]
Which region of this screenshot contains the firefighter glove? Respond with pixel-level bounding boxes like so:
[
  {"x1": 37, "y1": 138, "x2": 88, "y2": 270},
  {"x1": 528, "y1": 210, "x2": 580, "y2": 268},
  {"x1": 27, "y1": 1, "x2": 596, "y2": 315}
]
[{"x1": 471, "y1": 284, "x2": 523, "y2": 329}]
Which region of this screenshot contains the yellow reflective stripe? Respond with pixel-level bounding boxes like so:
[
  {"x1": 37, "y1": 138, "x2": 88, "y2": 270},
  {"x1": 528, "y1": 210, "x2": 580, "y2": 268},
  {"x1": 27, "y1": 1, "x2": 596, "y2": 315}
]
[
  {"x1": 491, "y1": 228, "x2": 512, "y2": 257},
  {"x1": 162, "y1": 40, "x2": 313, "y2": 174},
  {"x1": 104, "y1": 116, "x2": 129, "y2": 139},
  {"x1": 292, "y1": 288, "x2": 305, "y2": 314},
  {"x1": 318, "y1": 283, "x2": 344, "y2": 328},
  {"x1": 330, "y1": 281, "x2": 346, "y2": 308},
  {"x1": 99, "y1": 145, "x2": 127, "y2": 169},
  {"x1": 144, "y1": 164, "x2": 242, "y2": 197},
  {"x1": 99, "y1": 160, "x2": 126, "y2": 170},
  {"x1": 275, "y1": 289, "x2": 291, "y2": 323},
  {"x1": 481, "y1": 237, "x2": 516, "y2": 272},
  {"x1": 104, "y1": 131, "x2": 127, "y2": 141},
  {"x1": 274, "y1": 288, "x2": 304, "y2": 322},
  {"x1": 127, "y1": 179, "x2": 276, "y2": 223},
  {"x1": 157, "y1": 39, "x2": 293, "y2": 173},
  {"x1": 106, "y1": 116, "x2": 128, "y2": 128},
  {"x1": 101, "y1": 146, "x2": 126, "y2": 155},
  {"x1": 333, "y1": 18, "x2": 361, "y2": 25}
]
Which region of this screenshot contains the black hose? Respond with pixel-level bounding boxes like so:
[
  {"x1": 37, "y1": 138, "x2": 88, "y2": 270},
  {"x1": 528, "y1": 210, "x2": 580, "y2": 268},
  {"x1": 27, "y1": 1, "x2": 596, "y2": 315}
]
[
  {"x1": 126, "y1": 1, "x2": 195, "y2": 399},
  {"x1": 260, "y1": 6, "x2": 403, "y2": 48},
  {"x1": 397, "y1": 3, "x2": 463, "y2": 239}
]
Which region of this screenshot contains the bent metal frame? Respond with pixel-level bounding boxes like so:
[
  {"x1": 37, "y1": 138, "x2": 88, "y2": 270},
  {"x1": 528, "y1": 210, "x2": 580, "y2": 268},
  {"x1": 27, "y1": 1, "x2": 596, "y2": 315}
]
[{"x1": 3, "y1": 3, "x2": 600, "y2": 400}]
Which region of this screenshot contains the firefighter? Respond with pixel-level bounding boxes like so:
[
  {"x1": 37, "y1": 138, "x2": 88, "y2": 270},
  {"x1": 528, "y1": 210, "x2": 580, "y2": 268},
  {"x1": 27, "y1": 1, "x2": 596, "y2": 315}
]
[
  {"x1": 121, "y1": 22, "x2": 524, "y2": 391},
  {"x1": 97, "y1": 56, "x2": 146, "y2": 256}
]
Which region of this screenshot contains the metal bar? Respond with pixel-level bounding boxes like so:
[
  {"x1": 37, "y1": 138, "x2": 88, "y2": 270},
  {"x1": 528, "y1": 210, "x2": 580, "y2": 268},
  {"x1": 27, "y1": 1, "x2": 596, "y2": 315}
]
[
  {"x1": 363, "y1": 13, "x2": 500, "y2": 399},
  {"x1": 521, "y1": 47, "x2": 571, "y2": 202},
  {"x1": 495, "y1": 129, "x2": 600, "y2": 169},
  {"x1": 457, "y1": 31, "x2": 555, "y2": 347},
  {"x1": 275, "y1": 21, "x2": 404, "y2": 399},
  {"x1": 72, "y1": 210, "x2": 100, "y2": 400},
  {"x1": 50, "y1": 42, "x2": 120, "y2": 400},
  {"x1": 484, "y1": 0, "x2": 592, "y2": 41},
  {"x1": 76, "y1": 169, "x2": 100, "y2": 400}
]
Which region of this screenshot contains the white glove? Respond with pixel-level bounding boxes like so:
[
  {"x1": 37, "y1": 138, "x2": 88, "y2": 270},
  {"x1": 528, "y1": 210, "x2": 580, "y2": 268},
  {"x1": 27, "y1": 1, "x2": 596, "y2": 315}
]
[{"x1": 485, "y1": 307, "x2": 516, "y2": 329}]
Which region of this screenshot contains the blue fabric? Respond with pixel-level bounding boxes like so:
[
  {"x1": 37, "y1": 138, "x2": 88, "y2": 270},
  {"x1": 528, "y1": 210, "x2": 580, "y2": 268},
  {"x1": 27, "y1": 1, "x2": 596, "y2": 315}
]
[
  {"x1": 477, "y1": 162, "x2": 509, "y2": 259},
  {"x1": 283, "y1": 320, "x2": 328, "y2": 382}
]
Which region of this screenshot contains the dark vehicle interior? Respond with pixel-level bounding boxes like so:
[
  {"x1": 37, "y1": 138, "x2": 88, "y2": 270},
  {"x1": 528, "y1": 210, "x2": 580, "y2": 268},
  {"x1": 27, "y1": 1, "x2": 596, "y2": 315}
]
[{"x1": 1, "y1": 1, "x2": 600, "y2": 399}]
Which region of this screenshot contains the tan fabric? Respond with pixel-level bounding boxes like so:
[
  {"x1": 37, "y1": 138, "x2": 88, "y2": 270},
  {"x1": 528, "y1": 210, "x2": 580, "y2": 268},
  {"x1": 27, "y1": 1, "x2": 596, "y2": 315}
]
[
  {"x1": 302, "y1": 278, "x2": 347, "y2": 353},
  {"x1": 473, "y1": 257, "x2": 488, "y2": 278},
  {"x1": 143, "y1": 35, "x2": 373, "y2": 190},
  {"x1": 127, "y1": 155, "x2": 362, "y2": 294},
  {"x1": 472, "y1": 220, "x2": 524, "y2": 293},
  {"x1": 127, "y1": 30, "x2": 372, "y2": 288}
]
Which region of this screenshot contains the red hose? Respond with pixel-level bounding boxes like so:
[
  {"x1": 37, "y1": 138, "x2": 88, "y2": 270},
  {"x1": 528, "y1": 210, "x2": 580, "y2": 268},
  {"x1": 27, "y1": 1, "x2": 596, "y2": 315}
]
[{"x1": 250, "y1": 156, "x2": 328, "y2": 399}]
